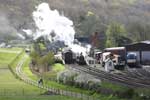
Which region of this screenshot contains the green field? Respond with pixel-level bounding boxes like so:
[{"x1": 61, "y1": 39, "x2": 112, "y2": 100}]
[
  {"x1": 0, "y1": 47, "x2": 23, "y2": 51},
  {"x1": 0, "y1": 48, "x2": 78, "y2": 100},
  {"x1": 0, "y1": 48, "x2": 22, "y2": 67},
  {"x1": 0, "y1": 96, "x2": 77, "y2": 100},
  {"x1": 0, "y1": 69, "x2": 42, "y2": 95},
  {"x1": 0, "y1": 53, "x2": 17, "y2": 67},
  {"x1": 22, "y1": 54, "x2": 38, "y2": 80},
  {"x1": 0, "y1": 48, "x2": 42, "y2": 96}
]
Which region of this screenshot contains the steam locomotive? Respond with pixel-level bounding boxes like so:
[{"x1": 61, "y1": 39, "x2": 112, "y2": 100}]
[{"x1": 62, "y1": 49, "x2": 87, "y2": 65}]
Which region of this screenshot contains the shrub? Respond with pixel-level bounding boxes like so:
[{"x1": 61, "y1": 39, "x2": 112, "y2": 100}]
[
  {"x1": 120, "y1": 88, "x2": 135, "y2": 99},
  {"x1": 57, "y1": 70, "x2": 78, "y2": 84}
]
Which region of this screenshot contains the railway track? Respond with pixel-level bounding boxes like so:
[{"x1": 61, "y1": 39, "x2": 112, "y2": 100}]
[
  {"x1": 67, "y1": 64, "x2": 150, "y2": 88},
  {"x1": 143, "y1": 67, "x2": 150, "y2": 77},
  {"x1": 120, "y1": 67, "x2": 150, "y2": 85}
]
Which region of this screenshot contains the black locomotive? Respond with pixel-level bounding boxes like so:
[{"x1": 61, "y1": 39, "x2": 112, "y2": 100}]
[
  {"x1": 62, "y1": 50, "x2": 75, "y2": 64},
  {"x1": 62, "y1": 49, "x2": 87, "y2": 65},
  {"x1": 76, "y1": 53, "x2": 87, "y2": 65}
]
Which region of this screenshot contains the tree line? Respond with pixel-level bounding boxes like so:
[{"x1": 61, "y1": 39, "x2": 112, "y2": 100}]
[{"x1": 1, "y1": 0, "x2": 150, "y2": 48}]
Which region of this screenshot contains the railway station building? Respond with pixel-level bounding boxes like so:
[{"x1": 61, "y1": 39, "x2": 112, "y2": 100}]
[{"x1": 125, "y1": 40, "x2": 150, "y2": 65}]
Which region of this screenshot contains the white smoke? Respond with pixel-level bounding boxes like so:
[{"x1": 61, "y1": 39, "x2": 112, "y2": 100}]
[
  {"x1": 70, "y1": 44, "x2": 91, "y2": 56},
  {"x1": 22, "y1": 29, "x2": 33, "y2": 36},
  {"x1": 32, "y1": 3, "x2": 75, "y2": 46},
  {"x1": 32, "y1": 2, "x2": 91, "y2": 56},
  {"x1": 17, "y1": 33, "x2": 25, "y2": 40}
]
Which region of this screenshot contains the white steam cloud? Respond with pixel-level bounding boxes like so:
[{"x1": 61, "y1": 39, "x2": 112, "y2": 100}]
[
  {"x1": 31, "y1": 2, "x2": 91, "y2": 56},
  {"x1": 32, "y1": 3, "x2": 75, "y2": 45}
]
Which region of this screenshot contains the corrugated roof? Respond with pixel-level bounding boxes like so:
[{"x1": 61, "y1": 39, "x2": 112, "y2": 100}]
[
  {"x1": 105, "y1": 47, "x2": 125, "y2": 50},
  {"x1": 141, "y1": 40, "x2": 150, "y2": 44},
  {"x1": 126, "y1": 40, "x2": 150, "y2": 46}
]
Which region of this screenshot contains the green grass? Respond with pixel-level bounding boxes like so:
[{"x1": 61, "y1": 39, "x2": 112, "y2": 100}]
[
  {"x1": 22, "y1": 55, "x2": 89, "y2": 94},
  {"x1": 45, "y1": 81, "x2": 91, "y2": 94},
  {"x1": 101, "y1": 81, "x2": 129, "y2": 92},
  {"x1": 0, "y1": 52, "x2": 18, "y2": 67},
  {"x1": 22, "y1": 55, "x2": 38, "y2": 80},
  {"x1": 43, "y1": 63, "x2": 65, "y2": 79},
  {"x1": 52, "y1": 63, "x2": 65, "y2": 72},
  {"x1": 0, "y1": 48, "x2": 43, "y2": 95},
  {"x1": 0, "y1": 48, "x2": 79, "y2": 100},
  {"x1": 11, "y1": 51, "x2": 25, "y2": 69},
  {"x1": 39, "y1": 43, "x2": 46, "y2": 50},
  {"x1": 0, "y1": 95, "x2": 78, "y2": 100},
  {"x1": 0, "y1": 47, "x2": 23, "y2": 51},
  {"x1": 0, "y1": 47, "x2": 23, "y2": 67},
  {"x1": 0, "y1": 69, "x2": 43, "y2": 95}
]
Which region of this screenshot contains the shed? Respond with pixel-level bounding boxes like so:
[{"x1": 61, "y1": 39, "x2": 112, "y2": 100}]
[{"x1": 125, "y1": 40, "x2": 150, "y2": 65}]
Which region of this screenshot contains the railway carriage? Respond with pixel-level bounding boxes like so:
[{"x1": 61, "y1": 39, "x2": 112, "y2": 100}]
[{"x1": 103, "y1": 47, "x2": 126, "y2": 70}]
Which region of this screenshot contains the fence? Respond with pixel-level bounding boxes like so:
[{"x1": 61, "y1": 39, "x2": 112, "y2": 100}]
[
  {"x1": 9, "y1": 54, "x2": 100, "y2": 100},
  {"x1": 0, "y1": 88, "x2": 42, "y2": 96},
  {"x1": 19, "y1": 75, "x2": 98, "y2": 100}
]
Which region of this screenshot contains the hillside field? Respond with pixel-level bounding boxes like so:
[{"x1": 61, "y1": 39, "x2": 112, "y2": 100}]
[{"x1": 0, "y1": 48, "x2": 78, "y2": 100}]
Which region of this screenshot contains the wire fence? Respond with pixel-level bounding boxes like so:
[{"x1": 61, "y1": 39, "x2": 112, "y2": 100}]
[
  {"x1": 0, "y1": 88, "x2": 43, "y2": 96},
  {"x1": 0, "y1": 88, "x2": 95, "y2": 100}
]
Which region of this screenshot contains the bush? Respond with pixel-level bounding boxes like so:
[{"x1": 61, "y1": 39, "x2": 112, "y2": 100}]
[
  {"x1": 120, "y1": 88, "x2": 135, "y2": 99},
  {"x1": 57, "y1": 70, "x2": 78, "y2": 84},
  {"x1": 57, "y1": 70, "x2": 102, "y2": 93},
  {"x1": 30, "y1": 51, "x2": 55, "y2": 72}
]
